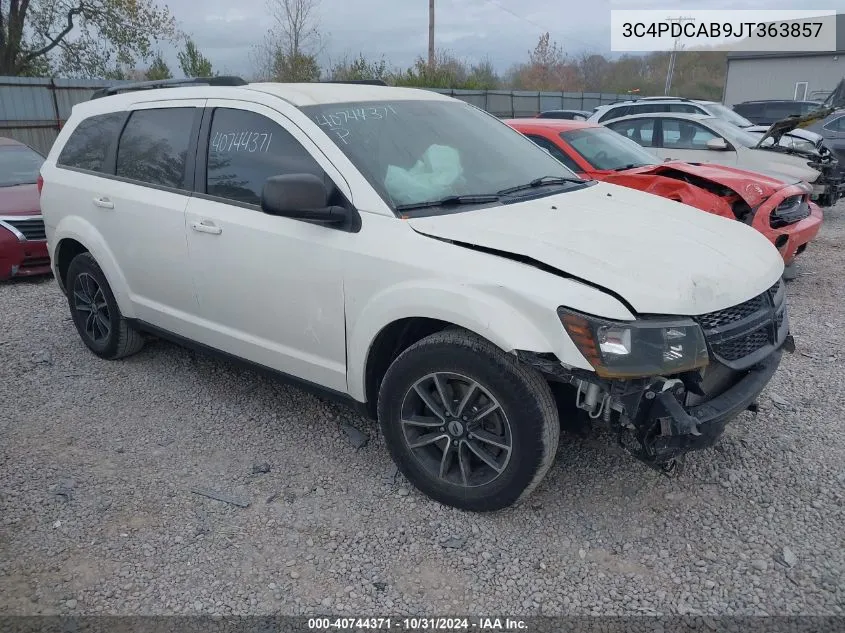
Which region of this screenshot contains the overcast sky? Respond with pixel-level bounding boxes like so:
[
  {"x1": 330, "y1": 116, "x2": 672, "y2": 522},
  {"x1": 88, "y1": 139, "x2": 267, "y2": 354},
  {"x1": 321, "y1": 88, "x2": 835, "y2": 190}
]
[{"x1": 159, "y1": 0, "x2": 815, "y2": 76}]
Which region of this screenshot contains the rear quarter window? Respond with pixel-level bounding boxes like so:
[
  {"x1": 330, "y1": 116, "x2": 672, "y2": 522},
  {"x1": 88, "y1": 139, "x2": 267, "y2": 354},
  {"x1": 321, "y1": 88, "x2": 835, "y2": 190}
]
[{"x1": 57, "y1": 112, "x2": 126, "y2": 173}]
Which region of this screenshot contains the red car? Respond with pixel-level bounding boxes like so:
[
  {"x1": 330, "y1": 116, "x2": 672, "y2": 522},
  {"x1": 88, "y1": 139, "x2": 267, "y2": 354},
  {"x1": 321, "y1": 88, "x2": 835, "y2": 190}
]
[
  {"x1": 0, "y1": 138, "x2": 50, "y2": 280},
  {"x1": 506, "y1": 119, "x2": 823, "y2": 266}
]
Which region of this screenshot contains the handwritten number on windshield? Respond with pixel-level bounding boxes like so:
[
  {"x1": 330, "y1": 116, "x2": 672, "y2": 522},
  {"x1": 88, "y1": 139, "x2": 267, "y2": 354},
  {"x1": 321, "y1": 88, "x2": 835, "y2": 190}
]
[{"x1": 313, "y1": 105, "x2": 398, "y2": 145}]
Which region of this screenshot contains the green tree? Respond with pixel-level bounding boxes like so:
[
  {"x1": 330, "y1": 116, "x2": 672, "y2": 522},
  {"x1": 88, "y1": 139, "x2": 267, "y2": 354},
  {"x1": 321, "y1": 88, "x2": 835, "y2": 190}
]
[
  {"x1": 273, "y1": 49, "x2": 320, "y2": 82},
  {"x1": 178, "y1": 38, "x2": 214, "y2": 78},
  {"x1": 0, "y1": 0, "x2": 177, "y2": 77},
  {"x1": 145, "y1": 54, "x2": 172, "y2": 80},
  {"x1": 465, "y1": 57, "x2": 499, "y2": 89},
  {"x1": 391, "y1": 51, "x2": 470, "y2": 89},
  {"x1": 329, "y1": 53, "x2": 387, "y2": 82}
]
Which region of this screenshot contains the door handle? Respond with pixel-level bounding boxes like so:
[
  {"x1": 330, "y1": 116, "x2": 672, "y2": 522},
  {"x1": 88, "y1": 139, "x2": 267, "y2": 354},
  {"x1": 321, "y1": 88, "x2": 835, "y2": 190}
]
[
  {"x1": 191, "y1": 221, "x2": 222, "y2": 235},
  {"x1": 93, "y1": 196, "x2": 114, "y2": 209}
]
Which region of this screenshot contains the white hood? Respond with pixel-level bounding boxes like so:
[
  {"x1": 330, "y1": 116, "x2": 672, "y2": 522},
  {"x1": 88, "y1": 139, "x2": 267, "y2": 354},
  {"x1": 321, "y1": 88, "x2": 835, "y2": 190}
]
[
  {"x1": 746, "y1": 148, "x2": 820, "y2": 182},
  {"x1": 408, "y1": 182, "x2": 784, "y2": 316}
]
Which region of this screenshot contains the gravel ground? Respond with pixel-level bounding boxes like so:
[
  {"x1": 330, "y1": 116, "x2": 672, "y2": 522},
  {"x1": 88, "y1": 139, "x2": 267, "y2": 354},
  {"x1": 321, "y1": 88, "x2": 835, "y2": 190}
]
[{"x1": 1, "y1": 203, "x2": 844, "y2": 618}]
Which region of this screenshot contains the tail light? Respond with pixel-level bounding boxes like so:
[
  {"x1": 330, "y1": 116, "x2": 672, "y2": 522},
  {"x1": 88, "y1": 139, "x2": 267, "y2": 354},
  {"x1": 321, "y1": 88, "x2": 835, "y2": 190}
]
[{"x1": 37, "y1": 175, "x2": 44, "y2": 195}]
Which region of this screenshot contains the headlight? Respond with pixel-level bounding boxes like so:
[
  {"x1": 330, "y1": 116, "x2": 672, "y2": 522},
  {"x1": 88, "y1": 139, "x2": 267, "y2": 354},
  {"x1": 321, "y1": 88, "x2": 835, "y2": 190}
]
[{"x1": 558, "y1": 308, "x2": 709, "y2": 378}]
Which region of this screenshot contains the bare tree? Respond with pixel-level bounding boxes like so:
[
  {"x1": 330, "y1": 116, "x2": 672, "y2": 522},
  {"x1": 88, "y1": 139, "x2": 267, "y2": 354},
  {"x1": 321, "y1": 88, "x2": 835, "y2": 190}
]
[
  {"x1": 252, "y1": 0, "x2": 324, "y2": 81},
  {"x1": 268, "y1": 0, "x2": 321, "y2": 59}
]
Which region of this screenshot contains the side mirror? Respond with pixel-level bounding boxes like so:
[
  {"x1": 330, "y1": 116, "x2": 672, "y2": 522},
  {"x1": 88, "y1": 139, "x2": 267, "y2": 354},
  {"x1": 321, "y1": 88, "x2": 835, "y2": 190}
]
[
  {"x1": 706, "y1": 138, "x2": 730, "y2": 151},
  {"x1": 260, "y1": 174, "x2": 348, "y2": 224}
]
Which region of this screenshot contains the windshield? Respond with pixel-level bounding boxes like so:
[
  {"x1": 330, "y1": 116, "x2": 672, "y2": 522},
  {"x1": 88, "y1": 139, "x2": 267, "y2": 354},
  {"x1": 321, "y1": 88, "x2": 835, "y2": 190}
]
[
  {"x1": 706, "y1": 103, "x2": 753, "y2": 128},
  {"x1": 706, "y1": 118, "x2": 763, "y2": 149},
  {"x1": 300, "y1": 100, "x2": 580, "y2": 212},
  {"x1": 560, "y1": 127, "x2": 658, "y2": 170},
  {"x1": 0, "y1": 145, "x2": 44, "y2": 187}
]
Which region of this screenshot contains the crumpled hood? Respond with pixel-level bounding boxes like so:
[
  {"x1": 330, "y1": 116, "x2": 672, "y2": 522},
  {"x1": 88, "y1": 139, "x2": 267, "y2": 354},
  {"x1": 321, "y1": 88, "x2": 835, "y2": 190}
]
[
  {"x1": 0, "y1": 184, "x2": 40, "y2": 216},
  {"x1": 622, "y1": 162, "x2": 795, "y2": 207},
  {"x1": 408, "y1": 182, "x2": 783, "y2": 316}
]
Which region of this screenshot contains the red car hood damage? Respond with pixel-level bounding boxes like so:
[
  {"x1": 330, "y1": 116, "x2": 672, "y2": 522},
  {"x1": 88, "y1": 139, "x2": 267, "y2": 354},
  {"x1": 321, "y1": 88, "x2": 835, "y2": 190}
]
[
  {"x1": 612, "y1": 162, "x2": 795, "y2": 209},
  {"x1": 0, "y1": 184, "x2": 40, "y2": 216},
  {"x1": 600, "y1": 171, "x2": 735, "y2": 220}
]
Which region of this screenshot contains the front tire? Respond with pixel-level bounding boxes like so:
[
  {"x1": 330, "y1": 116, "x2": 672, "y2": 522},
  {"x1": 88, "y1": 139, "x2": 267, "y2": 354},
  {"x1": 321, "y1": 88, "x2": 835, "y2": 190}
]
[
  {"x1": 378, "y1": 329, "x2": 560, "y2": 511},
  {"x1": 66, "y1": 253, "x2": 144, "y2": 360}
]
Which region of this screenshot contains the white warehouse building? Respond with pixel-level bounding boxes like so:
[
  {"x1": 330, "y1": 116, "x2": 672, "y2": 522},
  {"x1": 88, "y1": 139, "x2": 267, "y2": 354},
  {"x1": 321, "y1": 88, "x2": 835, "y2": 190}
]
[{"x1": 723, "y1": 13, "x2": 845, "y2": 106}]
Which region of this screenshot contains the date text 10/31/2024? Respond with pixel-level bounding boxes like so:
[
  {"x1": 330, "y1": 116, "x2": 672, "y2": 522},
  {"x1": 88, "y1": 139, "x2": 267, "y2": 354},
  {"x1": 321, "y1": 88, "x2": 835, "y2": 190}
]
[{"x1": 306, "y1": 617, "x2": 528, "y2": 631}]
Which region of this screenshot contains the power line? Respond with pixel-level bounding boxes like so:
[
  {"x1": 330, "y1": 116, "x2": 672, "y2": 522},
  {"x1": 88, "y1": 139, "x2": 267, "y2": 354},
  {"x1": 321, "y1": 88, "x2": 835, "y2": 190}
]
[{"x1": 474, "y1": 0, "x2": 597, "y2": 51}]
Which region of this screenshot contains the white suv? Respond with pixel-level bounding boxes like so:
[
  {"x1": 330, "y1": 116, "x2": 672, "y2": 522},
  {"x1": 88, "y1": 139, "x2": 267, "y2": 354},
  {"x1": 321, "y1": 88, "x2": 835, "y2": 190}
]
[
  {"x1": 589, "y1": 97, "x2": 754, "y2": 129},
  {"x1": 39, "y1": 79, "x2": 793, "y2": 511}
]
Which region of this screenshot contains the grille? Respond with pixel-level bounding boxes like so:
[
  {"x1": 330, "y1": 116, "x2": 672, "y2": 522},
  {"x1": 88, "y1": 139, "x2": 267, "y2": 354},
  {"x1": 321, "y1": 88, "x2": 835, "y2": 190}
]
[
  {"x1": 770, "y1": 196, "x2": 811, "y2": 229},
  {"x1": 713, "y1": 328, "x2": 770, "y2": 361},
  {"x1": 695, "y1": 293, "x2": 766, "y2": 330},
  {"x1": 695, "y1": 280, "x2": 784, "y2": 368},
  {"x1": 3, "y1": 218, "x2": 46, "y2": 241}
]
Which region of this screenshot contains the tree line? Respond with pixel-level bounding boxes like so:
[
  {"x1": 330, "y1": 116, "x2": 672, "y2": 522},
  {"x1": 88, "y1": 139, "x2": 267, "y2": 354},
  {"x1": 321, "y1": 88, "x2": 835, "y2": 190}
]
[{"x1": 0, "y1": 0, "x2": 727, "y2": 99}]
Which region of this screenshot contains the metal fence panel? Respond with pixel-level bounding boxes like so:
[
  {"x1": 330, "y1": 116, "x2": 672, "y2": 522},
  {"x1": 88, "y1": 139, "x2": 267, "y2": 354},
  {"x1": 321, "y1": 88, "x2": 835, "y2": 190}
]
[
  {"x1": 0, "y1": 77, "x2": 636, "y2": 154},
  {"x1": 485, "y1": 91, "x2": 515, "y2": 117},
  {"x1": 512, "y1": 91, "x2": 540, "y2": 117},
  {"x1": 2, "y1": 125, "x2": 59, "y2": 155}
]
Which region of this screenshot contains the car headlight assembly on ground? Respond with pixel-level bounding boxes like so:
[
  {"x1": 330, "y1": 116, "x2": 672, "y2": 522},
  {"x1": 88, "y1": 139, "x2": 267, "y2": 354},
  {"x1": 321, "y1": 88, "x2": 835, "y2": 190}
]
[{"x1": 558, "y1": 308, "x2": 710, "y2": 378}]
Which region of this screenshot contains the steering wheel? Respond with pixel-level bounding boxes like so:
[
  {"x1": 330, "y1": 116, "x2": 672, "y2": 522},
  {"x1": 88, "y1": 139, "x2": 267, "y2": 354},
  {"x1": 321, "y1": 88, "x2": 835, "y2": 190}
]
[{"x1": 593, "y1": 150, "x2": 610, "y2": 166}]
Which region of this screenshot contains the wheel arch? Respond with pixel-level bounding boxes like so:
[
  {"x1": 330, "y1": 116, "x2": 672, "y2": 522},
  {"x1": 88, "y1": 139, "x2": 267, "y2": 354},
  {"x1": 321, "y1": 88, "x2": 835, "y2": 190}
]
[
  {"x1": 52, "y1": 217, "x2": 135, "y2": 318},
  {"x1": 349, "y1": 287, "x2": 560, "y2": 414}
]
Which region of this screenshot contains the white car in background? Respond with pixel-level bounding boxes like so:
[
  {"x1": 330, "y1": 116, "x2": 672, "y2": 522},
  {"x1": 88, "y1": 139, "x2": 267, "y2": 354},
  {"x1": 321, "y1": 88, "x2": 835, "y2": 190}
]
[
  {"x1": 589, "y1": 97, "x2": 754, "y2": 129},
  {"x1": 603, "y1": 112, "x2": 832, "y2": 203}
]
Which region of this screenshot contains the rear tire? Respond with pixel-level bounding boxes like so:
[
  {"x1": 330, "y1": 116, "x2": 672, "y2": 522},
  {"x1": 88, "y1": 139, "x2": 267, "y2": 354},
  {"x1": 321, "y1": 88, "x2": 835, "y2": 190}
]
[
  {"x1": 66, "y1": 253, "x2": 144, "y2": 360},
  {"x1": 377, "y1": 329, "x2": 559, "y2": 511}
]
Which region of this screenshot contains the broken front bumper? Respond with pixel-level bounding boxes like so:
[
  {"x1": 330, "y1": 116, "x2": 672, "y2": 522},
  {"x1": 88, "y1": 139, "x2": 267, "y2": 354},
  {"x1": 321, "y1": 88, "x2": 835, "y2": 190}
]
[{"x1": 633, "y1": 347, "x2": 785, "y2": 463}]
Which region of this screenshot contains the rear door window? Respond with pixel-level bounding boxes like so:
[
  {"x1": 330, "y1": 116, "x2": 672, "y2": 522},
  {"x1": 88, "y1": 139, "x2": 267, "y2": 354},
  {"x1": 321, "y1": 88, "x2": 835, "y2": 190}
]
[
  {"x1": 116, "y1": 108, "x2": 196, "y2": 190},
  {"x1": 661, "y1": 119, "x2": 720, "y2": 149},
  {"x1": 57, "y1": 112, "x2": 125, "y2": 173},
  {"x1": 607, "y1": 118, "x2": 656, "y2": 147}
]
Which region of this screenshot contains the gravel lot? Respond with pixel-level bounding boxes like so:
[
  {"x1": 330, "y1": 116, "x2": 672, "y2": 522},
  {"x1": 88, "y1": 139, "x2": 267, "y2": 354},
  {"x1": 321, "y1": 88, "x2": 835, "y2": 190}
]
[{"x1": 1, "y1": 203, "x2": 844, "y2": 618}]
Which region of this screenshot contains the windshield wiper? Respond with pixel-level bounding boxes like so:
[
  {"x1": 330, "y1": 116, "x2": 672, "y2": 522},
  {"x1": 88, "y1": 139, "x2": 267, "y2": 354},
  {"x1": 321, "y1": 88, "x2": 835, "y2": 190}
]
[
  {"x1": 612, "y1": 163, "x2": 650, "y2": 171},
  {"x1": 395, "y1": 194, "x2": 500, "y2": 211},
  {"x1": 497, "y1": 175, "x2": 581, "y2": 196}
]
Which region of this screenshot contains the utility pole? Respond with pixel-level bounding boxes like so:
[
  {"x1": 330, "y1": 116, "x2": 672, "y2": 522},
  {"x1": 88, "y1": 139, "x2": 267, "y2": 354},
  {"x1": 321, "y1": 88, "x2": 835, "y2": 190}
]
[
  {"x1": 428, "y1": 0, "x2": 435, "y2": 69},
  {"x1": 664, "y1": 16, "x2": 695, "y2": 95}
]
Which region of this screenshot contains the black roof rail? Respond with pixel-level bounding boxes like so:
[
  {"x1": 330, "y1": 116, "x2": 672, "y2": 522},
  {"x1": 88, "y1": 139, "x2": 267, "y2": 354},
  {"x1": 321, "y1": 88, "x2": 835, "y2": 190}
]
[
  {"x1": 321, "y1": 79, "x2": 388, "y2": 86},
  {"x1": 635, "y1": 95, "x2": 695, "y2": 102},
  {"x1": 90, "y1": 75, "x2": 248, "y2": 100}
]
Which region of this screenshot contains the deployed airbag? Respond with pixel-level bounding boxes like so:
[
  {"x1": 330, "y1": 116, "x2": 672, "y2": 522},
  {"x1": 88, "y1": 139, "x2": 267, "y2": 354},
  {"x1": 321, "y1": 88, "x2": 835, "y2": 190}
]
[{"x1": 384, "y1": 144, "x2": 463, "y2": 205}]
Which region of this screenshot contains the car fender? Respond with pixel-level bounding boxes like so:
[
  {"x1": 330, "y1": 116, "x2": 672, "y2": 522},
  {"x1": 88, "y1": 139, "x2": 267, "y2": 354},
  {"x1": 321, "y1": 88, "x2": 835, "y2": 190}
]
[
  {"x1": 346, "y1": 278, "x2": 606, "y2": 402},
  {"x1": 52, "y1": 215, "x2": 135, "y2": 318}
]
